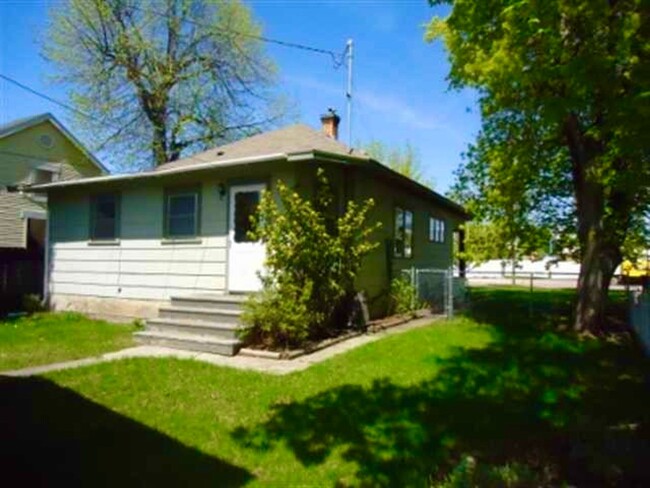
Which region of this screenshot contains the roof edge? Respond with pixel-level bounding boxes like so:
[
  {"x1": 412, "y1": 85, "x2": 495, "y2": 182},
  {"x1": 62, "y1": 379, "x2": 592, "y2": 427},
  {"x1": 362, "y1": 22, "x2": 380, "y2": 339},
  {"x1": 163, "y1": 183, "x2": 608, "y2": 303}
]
[{"x1": 25, "y1": 152, "x2": 288, "y2": 191}]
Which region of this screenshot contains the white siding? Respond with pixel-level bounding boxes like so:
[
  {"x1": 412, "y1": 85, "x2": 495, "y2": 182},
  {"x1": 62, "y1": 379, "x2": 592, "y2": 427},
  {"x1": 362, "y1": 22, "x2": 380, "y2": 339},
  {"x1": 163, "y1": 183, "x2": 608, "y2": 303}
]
[{"x1": 48, "y1": 180, "x2": 229, "y2": 301}]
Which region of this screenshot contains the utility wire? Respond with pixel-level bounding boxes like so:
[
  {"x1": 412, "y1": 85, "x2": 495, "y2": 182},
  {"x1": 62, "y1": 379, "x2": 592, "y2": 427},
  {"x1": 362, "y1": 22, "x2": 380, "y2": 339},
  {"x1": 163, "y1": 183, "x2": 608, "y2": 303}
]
[
  {"x1": 130, "y1": 4, "x2": 348, "y2": 68},
  {"x1": 0, "y1": 6, "x2": 350, "y2": 167},
  {"x1": 0, "y1": 74, "x2": 95, "y2": 122}
]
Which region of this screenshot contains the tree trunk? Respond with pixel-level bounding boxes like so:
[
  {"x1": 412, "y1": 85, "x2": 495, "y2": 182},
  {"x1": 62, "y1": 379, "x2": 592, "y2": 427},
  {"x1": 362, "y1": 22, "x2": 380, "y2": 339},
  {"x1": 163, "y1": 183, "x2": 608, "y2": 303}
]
[
  {"x1": 575, "y1": 232, "x2": 620, "y2": 333},
  {"x1": 564, "y1": 113, "x2": 621, "y2": 333}
]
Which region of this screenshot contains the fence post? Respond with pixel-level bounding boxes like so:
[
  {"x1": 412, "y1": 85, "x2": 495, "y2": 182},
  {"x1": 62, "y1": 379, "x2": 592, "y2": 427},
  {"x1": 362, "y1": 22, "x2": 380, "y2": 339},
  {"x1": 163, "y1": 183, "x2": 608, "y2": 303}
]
[{"x1": 447, "y1": 267, "x2": 454, "y2": 319}]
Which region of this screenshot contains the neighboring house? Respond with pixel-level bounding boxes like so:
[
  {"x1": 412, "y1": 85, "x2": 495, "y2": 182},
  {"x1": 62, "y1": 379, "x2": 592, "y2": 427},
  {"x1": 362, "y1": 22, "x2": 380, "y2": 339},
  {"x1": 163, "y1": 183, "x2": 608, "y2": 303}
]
[
  {"x1": 29, "y1": 111, "x2": 468, "y2": 323},
  {"x1": 0, "y1": 113, "x2": 106, "y2": 311}
]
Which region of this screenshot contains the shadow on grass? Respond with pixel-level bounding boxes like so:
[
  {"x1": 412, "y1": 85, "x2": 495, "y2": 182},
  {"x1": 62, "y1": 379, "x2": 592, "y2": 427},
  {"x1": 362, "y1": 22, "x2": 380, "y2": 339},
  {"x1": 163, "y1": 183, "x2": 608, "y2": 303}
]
[
  {"x1": 0, "y1": 376, "x2": 253, "y2": 487},
  {"x1": 233, "y1": 288, "x2": 650, "y2": 486}
]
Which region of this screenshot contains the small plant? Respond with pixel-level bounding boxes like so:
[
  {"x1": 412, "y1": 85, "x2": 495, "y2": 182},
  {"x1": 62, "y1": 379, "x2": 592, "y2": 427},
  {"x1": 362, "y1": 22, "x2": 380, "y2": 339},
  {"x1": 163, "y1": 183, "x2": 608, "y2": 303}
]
[
  {"x1": 21, "y1": 294, "x2": 45, "y2": 314},
  {"x1": 240, "y1": 284, "x2": 313, "y2": 350},
  {"x1": 390, "y1": 276, "x2": 421, "y2": 316}
]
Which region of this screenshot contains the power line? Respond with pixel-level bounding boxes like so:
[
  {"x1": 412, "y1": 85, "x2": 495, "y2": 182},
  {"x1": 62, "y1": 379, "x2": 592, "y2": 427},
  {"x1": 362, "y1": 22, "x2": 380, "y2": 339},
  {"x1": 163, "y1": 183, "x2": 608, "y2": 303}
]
[
  {"x1": 0, "y1": 74, "x2": 96, "y2": 122},
  {"x1": 130, "y1": 4, "x2": 348, "y2": 68}
]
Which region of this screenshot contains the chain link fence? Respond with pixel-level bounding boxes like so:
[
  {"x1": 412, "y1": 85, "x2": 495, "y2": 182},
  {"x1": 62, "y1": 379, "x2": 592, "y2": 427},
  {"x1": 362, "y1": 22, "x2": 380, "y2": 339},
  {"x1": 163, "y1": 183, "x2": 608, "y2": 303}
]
[
  {"x1": 400, "y1": 267, "x2": 467, "y2": 318},
  {"x1": 630, "y1": 290, "x2": 650, "y2": 355}
]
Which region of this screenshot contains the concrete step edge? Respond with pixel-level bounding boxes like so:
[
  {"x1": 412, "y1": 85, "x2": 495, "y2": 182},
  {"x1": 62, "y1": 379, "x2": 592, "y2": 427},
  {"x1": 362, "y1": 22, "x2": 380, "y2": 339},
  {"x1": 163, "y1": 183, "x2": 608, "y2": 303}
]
[
  {"x1": 134, "y1": 330, "x2": 240, "y2": 345},
  {"x1": 170, "y1": 295, "x2": 248, "y2": 304},
  {"x1": 147, "y1": 318, "x2": 240, "y2": 330},
  {"x1": 159, "y1": 306, "x2": 242, "y2": 316}
]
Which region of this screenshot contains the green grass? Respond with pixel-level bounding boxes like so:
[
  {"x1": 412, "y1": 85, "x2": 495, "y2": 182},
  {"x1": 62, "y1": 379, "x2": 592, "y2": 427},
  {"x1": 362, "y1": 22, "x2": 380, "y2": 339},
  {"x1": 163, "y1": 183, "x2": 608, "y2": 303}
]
[
  {"x1": 0, "y1": 312, "x2": 136, "y2": 371},
  {"x1": 1, "y1": 289, "x2": 647, "y2": 486}
]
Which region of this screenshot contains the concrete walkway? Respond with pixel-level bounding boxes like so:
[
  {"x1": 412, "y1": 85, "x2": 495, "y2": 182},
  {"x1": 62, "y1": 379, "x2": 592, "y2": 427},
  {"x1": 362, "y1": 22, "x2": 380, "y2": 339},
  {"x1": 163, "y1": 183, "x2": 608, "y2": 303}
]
[{"x1": 1, "y1": 315, "x2": 438, "y2": 377}]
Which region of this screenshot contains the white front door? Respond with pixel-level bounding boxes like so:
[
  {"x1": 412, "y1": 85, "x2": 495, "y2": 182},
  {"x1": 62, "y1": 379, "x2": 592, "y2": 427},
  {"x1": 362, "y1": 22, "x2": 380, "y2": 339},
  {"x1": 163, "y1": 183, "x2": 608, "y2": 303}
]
[{"x1": 227, "y1": 183, "x2": 266, "y2": 292}]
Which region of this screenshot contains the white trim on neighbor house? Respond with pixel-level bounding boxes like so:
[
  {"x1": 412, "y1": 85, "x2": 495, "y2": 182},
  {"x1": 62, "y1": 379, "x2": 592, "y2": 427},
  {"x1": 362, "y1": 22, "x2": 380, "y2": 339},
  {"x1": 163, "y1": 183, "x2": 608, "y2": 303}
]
[{"x1": 21, "y1": 209, "x2": 47, "y2": 220}]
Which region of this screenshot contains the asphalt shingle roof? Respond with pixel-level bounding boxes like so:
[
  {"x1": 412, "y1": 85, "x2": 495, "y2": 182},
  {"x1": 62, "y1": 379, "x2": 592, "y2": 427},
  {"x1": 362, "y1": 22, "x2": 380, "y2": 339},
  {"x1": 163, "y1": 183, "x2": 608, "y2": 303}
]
[{"x1": 155, "y1": 124, "x2": 368, "y2": 171}]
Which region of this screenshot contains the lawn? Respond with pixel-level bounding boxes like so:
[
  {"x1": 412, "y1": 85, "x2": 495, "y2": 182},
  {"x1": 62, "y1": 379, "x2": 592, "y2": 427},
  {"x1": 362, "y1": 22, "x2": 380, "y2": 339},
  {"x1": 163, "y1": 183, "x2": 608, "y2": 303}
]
[
  {"x1": 0, "y1": 288, "x2": 647, "y2": 486},
  {"x1": 0, "y1": 312, "x2": 136, "y2": 371}
]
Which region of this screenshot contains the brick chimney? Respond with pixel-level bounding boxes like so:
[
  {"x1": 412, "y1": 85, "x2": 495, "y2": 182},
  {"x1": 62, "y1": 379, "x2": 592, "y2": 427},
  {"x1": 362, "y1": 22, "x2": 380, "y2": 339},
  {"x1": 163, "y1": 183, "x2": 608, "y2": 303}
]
[{"x1": 320, "y1": 108, "x2": 341, "y2": 140}]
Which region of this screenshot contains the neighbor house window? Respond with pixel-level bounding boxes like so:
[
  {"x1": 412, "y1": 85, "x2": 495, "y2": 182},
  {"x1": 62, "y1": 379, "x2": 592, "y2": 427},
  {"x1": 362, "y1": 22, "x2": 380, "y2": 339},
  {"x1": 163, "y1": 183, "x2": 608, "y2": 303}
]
[
  {"x1": 165, "y1": 188, "x2": 200, "y2": 238},
  {"x1": 90, "y1": 193, "x2": 119, "y2": 241},
  {"x1": 429, "y1": 217, "x2": 446, "y2": 243},
  {"x1": 394, "y1": 207, "x2": 413, "y2": 258}
]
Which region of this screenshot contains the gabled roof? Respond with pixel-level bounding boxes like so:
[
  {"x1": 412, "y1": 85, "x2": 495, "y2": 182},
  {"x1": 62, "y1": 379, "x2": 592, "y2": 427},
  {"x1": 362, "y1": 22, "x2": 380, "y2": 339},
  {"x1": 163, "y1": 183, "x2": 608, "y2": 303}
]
[
  {"x1": 155, "y1": 124, "x2": 369, "y2": 172},
  {"x1": 0, "y1": 113, "x2": 108, "y2": 174}
]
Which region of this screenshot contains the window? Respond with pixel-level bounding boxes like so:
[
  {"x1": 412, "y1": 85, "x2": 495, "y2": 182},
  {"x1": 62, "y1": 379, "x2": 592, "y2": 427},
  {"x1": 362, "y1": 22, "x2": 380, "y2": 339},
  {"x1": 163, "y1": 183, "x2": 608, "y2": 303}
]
[
  {"x1": 90, "y1": 193, "x2": 119, "y2": 241},
  {"x1": 233, "y1": 190, "x2": 260, "y2": 242},
  {"x1": 394, "y1": 207, "x2": 413, "y2": 258},
  {"x1": 429, "y1": 217, "x2": 446, "y2": 243},
  {"x1": 32, "y1": 168, "x2": 54, "y2": 185},
  {"x1": 165, "y1": 189, "x2": 200, "y2": 239}
]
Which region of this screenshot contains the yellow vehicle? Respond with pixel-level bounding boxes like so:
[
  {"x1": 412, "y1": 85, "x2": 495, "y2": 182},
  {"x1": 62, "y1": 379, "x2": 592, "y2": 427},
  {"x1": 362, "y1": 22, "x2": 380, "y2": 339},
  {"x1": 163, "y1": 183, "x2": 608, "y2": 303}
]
[{"x1": 619, "y1": 259, "x2": 650, "y2": 285}]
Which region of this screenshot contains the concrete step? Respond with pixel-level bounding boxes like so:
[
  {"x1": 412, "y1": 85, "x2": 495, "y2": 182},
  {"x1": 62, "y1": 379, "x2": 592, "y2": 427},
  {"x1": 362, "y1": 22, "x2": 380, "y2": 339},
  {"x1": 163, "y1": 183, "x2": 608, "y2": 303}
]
[
  {"x1": 159, "y1": 306, "x2": 242, "y2": 324},
  {"x1": 170, "y1": 294, "x2": 247, "y2": 311},
  {"x1": 134, "y1": 330, "x2": 241, "y2": 356},
  {"x1": 146, "y1": 318, "x2": 240, "y2": 340}
]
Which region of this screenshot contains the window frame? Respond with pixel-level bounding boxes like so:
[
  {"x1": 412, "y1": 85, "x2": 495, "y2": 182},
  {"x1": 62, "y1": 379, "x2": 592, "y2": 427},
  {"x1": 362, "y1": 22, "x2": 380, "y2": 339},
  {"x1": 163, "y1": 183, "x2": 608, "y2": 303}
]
[
  {"x1": 163, "y1": 186, "x2": 202, "y2": 240},
  {"x1": 393, "y1": 206, "x2": 414, "y2": 259},
  {"x1": 89, "y1": 192, "x2": 120, "y2": 242},
  {"x1": 429, "y1": 216, "x2": 446, "y2": 244}
]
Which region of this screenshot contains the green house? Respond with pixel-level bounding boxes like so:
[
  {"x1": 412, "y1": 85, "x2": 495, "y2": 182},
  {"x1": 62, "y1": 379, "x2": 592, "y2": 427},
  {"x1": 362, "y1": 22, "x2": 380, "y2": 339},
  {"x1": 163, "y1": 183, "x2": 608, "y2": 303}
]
[{"x1": 30, "y1": 113, "x2": 468, "y2": 328}]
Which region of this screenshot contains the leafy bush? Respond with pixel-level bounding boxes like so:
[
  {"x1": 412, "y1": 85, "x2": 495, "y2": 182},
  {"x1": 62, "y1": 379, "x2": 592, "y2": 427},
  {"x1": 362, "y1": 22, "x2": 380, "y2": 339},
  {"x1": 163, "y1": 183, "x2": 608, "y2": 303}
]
[
  {"x1": 433, "y1": 455, "x2": 543, "y2": 488},
  {"x1": 241, "y1": 284, "x2": 312, "y2": 349},
  {"x1": 390, "y1": 276, "x2": 421, "y2": 316},
  {"x1": 240, "y1": 169, "x2": 380, "y2": 349}
]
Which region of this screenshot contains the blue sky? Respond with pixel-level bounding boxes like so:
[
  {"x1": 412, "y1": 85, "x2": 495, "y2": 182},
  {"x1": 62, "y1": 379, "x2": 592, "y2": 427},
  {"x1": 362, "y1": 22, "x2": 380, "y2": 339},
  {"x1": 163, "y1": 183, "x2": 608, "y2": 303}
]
[{"x1": 0, "y1": 0, "x2": 481, "y2": 192}]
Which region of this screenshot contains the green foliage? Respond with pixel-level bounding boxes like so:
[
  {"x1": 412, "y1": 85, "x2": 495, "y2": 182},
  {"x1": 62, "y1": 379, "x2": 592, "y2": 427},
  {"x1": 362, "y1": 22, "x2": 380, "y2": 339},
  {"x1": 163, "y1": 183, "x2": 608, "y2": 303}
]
[
  {"x1": 459, "y1": 221, "x2": 552, "y2": 265},
  {"x1": 240, "y1": 169, "x2": 380, "y2": 348},
  {"x1": 44, "y1": 0, "x2": 284, "y2": 168},
  {"x1": 434, "y1": 455, "x2": 541, "y2": 488},
  {"x1": 428, "y1": 0, "x2": 650, "y2": 331},
  {"x1": 240, "y1": 284, "x2": 312, "y2": 349},
  {"x1": 389, "y1": 277, "x2": 421, "y2": 316},
  {"x1": 363, "y1": 140, "x2": 435, "y2": 188}
]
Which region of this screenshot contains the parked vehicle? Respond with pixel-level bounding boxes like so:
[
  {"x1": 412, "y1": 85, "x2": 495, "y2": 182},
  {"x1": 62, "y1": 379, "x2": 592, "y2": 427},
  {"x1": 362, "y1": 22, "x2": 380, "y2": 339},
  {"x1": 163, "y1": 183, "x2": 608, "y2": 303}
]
[{"x1": 618, "y1": 259, "x2": 650, "y2": 285}]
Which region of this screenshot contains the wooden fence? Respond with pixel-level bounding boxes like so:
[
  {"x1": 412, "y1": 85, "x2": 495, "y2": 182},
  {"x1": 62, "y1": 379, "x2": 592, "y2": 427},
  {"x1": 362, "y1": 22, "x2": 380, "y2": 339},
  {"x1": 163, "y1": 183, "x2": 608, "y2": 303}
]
[{"x1": 0, "y1": 249, "x2": 44, "y2": 314}]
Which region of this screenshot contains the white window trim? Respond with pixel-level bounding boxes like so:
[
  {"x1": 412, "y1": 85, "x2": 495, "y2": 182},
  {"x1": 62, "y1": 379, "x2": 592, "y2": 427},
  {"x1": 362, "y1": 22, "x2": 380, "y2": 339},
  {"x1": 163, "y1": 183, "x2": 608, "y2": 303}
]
[{"x1": 21, "y1": 210, "x2": 47, "y2": 220}]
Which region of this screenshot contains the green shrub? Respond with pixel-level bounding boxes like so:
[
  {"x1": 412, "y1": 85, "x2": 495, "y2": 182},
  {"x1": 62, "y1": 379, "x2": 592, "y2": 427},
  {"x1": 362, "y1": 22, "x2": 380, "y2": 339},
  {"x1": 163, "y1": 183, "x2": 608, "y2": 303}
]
[
  {"x1": 433, "y1": 455, "x2": 544, "y2": 487},
  {"x1": 240, "y1": 169, "x2": 380, "y2": 349},
  {"x1": 390, "y1": 276, "x2": 421, "y2": 316},
  {"x1": 240, "y1": 283, "x2": 313, "y2": 349}
]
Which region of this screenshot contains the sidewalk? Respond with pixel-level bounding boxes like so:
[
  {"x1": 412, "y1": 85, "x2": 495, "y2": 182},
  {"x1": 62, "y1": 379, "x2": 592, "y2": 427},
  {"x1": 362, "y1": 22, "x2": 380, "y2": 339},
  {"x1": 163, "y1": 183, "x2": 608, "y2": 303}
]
[{"x1": 1, "y1": 315, "x2": 438, "y2": 377}]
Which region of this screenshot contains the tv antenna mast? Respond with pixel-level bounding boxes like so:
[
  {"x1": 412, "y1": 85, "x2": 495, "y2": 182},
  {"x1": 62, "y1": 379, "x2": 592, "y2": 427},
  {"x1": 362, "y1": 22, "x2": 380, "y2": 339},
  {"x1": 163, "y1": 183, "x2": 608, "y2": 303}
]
[{"x1": 345, "y1": 39, "x2": 354, "y2": 146}]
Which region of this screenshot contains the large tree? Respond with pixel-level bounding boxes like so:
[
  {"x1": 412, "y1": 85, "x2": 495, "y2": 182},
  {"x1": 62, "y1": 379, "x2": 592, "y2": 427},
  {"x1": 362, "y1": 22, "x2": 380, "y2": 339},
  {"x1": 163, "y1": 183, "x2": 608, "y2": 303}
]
[
  {"x1": 44, "y1": 0, "x2": 282, "y2": 168},
  {"x1": 429, "y1": 0, "x2": 649, "y2": 332}
]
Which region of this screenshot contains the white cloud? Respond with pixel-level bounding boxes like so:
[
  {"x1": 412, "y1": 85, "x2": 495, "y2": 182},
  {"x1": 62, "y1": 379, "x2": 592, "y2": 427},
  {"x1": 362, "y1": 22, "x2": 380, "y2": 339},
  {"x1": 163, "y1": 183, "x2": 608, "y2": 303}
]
[{"x1": 286, "y1": 75, "x2": 447, "y2": 132}]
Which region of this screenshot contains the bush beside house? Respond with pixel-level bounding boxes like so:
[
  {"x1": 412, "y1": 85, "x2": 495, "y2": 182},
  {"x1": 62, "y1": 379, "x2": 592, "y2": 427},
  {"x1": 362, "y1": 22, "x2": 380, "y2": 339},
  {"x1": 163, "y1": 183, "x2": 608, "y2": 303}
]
[{"x1": 240, "y1": 170, "x2": 380, "y2": 349}]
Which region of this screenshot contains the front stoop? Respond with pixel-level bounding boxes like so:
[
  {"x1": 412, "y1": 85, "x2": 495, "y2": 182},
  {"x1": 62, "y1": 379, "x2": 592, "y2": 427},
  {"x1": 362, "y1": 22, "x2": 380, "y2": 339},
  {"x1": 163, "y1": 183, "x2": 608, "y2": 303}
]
[{"x1": 135, "y1": 294, "x2": 247, "y2": 356}]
